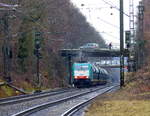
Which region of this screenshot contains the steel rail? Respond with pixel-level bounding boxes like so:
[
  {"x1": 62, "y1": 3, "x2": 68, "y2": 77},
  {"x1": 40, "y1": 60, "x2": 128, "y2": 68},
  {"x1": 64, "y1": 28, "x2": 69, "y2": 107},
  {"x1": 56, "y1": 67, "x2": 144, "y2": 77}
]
[
  {"x1": 11, "y1": 84, "x2": 116, "y2": 116},
  {"x1": 0, "y1": 82, "x2": 5, "y2": 86},
  {"x1": 0, "y1": 87, "x2": 70, "y2": 101},
  {"x1": 0, "y1": 87, "x2": 74, "y2": 105},
  {"x1": 61, "y1": 85, "x2": 119, "y2": 116}
]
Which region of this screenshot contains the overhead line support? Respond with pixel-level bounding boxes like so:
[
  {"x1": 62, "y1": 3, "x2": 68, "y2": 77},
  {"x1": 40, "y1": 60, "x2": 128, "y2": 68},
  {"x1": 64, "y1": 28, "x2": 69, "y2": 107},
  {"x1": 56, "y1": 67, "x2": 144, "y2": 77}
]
[{"x1": 120, "y1": 0, "x2": 124, "y2": 87}]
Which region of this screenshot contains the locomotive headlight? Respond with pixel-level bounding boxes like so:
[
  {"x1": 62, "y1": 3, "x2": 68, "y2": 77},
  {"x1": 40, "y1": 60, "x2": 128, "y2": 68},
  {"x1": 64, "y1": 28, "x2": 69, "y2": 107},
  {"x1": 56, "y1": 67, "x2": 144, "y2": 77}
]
[{"x1": 74, "y1": 76, "x2": 78, "y2": 79}]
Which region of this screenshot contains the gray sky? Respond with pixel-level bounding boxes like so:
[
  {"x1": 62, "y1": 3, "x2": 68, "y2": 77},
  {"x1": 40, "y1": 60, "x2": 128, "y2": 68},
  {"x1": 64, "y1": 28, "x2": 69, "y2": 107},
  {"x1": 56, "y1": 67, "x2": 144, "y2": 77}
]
[{"x1": 70, "y1": 0, "x2": 141, "y2": 46}]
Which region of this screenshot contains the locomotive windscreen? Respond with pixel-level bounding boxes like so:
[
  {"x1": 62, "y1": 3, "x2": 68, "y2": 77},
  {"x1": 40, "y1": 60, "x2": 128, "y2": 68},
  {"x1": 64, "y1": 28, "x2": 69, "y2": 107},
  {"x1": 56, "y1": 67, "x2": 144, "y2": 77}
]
[{"x1": 74, "y1": 65, "x2": 89, "y2": 71}]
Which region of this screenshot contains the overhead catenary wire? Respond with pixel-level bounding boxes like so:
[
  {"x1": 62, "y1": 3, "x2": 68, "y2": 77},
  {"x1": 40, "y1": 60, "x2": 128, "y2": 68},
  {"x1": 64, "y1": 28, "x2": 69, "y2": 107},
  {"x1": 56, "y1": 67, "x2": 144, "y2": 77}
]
[
  {"x1": 77, "y1": 2, "x2": 120, "y2": 43},
  {"x1": 0, "y1": 2, "x2": 119, "y2": 46},
  {"x1": 1, "y1": 1, "x2": 121, "y2": 40},
  {"x1": 101, "y1": 0, "x2": 129, "y2": 17},
  {"x1": 99, "y1": 31, "x2": 119, "y2": 40},
  {"x1": 9, "y1": 1, "x2": 120, "y2": 35},
  {"x1": 79, "y1": 8, "x2": 120, "y2": 30},
  {"x1": 2, "y1": 8, "x2": 63, "y2": 36},
  {"x1": 97, "y1": 17, "x2": 120, "y2": 30}
]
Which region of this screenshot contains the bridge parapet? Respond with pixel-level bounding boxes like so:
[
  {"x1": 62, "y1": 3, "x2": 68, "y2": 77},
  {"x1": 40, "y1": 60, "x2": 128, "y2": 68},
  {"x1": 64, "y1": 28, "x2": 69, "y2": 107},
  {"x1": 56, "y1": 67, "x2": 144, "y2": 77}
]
[{"x1": 60, "y1": 48, "x2": 129, "y2": 57}]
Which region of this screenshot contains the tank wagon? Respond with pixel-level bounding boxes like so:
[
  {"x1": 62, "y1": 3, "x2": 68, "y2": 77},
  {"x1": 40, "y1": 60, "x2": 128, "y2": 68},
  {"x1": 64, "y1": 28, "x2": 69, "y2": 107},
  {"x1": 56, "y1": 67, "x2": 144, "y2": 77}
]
[{"x1": 72, "y1": 62, "x2": 110, "y2": 87}]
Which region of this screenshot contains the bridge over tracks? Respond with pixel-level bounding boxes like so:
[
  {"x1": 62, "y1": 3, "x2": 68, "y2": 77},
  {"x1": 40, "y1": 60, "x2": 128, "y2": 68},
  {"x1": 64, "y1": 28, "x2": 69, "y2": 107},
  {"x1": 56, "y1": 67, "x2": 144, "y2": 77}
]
[
  {"x1": 60, "y1": 48, "x2": 129, "y2": 84},
  {"x1": 60, "y1": 48, "x2": 129, "y2": 57}
]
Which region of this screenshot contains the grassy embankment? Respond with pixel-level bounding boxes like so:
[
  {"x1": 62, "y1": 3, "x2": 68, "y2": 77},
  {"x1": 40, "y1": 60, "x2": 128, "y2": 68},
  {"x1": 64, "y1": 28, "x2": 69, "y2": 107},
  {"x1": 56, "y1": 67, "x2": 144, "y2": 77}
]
[
  {"x1": 0, "y1": 76, "x2": 65, "y2": 98},
  {"x1": 0, "y1": 78, "x2": 34, "y2": 98},
  {"x1": 85, "y1": 68, "x2": 150, "y2": 116}
]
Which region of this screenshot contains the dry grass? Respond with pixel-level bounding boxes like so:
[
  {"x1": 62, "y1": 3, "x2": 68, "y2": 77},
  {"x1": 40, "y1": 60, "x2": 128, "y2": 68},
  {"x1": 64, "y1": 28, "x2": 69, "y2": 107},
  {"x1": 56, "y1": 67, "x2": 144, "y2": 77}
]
[
  {"x1": 85, "y1": 100, "x2": 150, "y2": 116},
  {"x1": 85, "y1": 70, "x2": 150, "y2": 116},
  {"x1": 0, "y1": 85, "x2": 20, "y2": 98},
  {"x1": 85, "y1": 90, "x2": 150, "y2": 116},
  {"x1": 0, "y1": 76, "x2": 34, "y2": 98}
]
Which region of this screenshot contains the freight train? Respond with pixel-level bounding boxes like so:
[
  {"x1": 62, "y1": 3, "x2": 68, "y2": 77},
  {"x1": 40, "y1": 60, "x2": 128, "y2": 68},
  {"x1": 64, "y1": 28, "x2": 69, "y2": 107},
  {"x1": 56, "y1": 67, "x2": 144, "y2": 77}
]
[{"x1": 72, "y1": 62, "x2": 110, "y2": 87}]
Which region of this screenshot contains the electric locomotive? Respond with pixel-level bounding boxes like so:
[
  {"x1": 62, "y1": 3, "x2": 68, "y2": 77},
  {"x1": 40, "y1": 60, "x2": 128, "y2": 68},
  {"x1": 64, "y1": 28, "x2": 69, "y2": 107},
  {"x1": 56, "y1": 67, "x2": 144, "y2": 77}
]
[{"x1": 72, "y1": 62, "x2": 110, "y2": 87}]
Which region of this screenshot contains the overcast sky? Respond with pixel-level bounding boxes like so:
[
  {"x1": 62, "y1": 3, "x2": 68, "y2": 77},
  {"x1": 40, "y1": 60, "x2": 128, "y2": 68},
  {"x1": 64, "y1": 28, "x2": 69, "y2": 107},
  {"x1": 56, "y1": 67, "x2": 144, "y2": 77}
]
[{"x1": 70, "y1": 0, "x2": 141, "y2": 46}]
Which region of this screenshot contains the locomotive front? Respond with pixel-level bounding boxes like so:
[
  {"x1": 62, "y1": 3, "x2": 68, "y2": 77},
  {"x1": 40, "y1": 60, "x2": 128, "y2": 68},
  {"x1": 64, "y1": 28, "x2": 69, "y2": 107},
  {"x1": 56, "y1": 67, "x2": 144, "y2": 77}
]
[{"x1": 72, "y1": 63, "x2": 92, "y2": 87}]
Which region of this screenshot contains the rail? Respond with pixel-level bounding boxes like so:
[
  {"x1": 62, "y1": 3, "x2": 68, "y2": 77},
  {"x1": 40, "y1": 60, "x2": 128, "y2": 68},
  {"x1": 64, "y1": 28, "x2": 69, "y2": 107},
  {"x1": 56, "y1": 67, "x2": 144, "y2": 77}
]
[
  {"x1": 61, "y1": 84, "x2": 119, "y2": 116},
  {"x1": 11, "y1": 84, "x2": 118, "y2": 116},
  {"x1": 0, "y1": 87, "x2": 73, "y2": 105}
]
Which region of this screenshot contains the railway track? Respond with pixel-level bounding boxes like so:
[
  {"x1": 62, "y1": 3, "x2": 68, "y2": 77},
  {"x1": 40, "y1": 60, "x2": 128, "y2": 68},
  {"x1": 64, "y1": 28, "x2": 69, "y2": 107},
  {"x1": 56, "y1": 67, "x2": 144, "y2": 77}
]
[
  {"x1": 0, "y1": 87, "x2": 74, "y2": 106},
  {"x1": 61, "y1": 85, "x2": 119, "y2": 116},
  {"x1": 0, "y1": 87, "x2": 81, "y2": 116},
  {"x1": 11, "y1": 84, "x2": 119, "y2": 116},
  {"x1": 0, "y1": 82, "x2": 5, "y2": 86}
]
